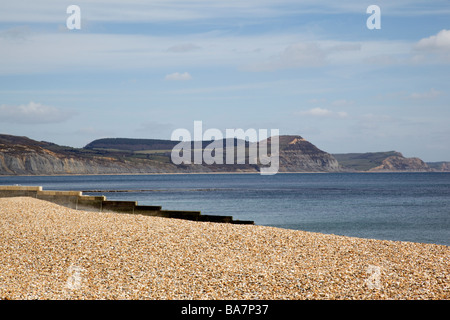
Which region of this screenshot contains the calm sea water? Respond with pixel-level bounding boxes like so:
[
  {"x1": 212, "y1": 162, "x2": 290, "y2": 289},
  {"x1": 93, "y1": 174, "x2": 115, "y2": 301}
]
[{"x1": 1, "y1": 173, "x2": 449, "y2": 246}]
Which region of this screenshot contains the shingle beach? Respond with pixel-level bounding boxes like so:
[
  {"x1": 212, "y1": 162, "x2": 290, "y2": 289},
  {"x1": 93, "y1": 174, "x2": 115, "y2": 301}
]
[{"x1": 0, "y1": 197, "x2": 448, "y2": 300}]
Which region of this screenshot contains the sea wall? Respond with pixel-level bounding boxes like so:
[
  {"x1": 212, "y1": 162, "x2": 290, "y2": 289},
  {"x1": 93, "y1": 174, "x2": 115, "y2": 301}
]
[{"x1": 0, "y1": 186, "x2": 253, "y2": 225}]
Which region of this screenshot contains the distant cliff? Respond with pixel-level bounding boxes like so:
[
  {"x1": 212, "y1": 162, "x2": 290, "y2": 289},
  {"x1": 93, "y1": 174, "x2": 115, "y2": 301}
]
[
  {"x1": 275, "y1": 136, "x2": 340, "y2": 172},
  {"x1": 333, "y1": 151, "x2": 402, "y2": 171},
  {"x1": 0, "y1": 140, "x2": 156, "y2": 175},
  {"x1": 1, "y1": 133, "x2": 447, "y2": 175},
  {"x1": 368, "y1": 155, "x2": 431, "y2": 172},
  {"x1": 333, "y1": 151, "x2": 448, "y2": 172},
  {"x1": 0, "y1": 134, "x2": 183, "y2": 175},
  {"x1": 0, "y1": 134, "x2": 340, "y2": 175}
]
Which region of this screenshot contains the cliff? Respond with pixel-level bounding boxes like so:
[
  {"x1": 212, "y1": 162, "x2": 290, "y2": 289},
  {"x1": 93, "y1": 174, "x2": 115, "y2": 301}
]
[
  {"x1": 368, "y1": 155, "x2": 431, "y2": 172},
  {"x1": 333, "y1": 151, "x2": 402, "y2": 171},
  {"x1": 275, "y1": 136, "x2": 340, "y2": 172},
  {"x1": 0, "y1": 134, "x2": 180, "y2": 175},
  {"x1": 0, "y1": 134, "x2": 339, "y2": 175},
  {"x1": 1, "y1": 133, "x2": 446, "y2": 175}
]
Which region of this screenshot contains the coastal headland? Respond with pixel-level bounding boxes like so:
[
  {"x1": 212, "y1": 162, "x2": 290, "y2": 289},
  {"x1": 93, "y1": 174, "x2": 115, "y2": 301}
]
[{"x1": 2, "y1": 133, "x2": 448, "y2": 176}]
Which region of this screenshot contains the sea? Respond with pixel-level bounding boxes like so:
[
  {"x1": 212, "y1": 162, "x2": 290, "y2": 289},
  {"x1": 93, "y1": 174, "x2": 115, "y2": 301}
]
[{"x1": 1, "y1": 172, "x2": 449, "y2": 246}]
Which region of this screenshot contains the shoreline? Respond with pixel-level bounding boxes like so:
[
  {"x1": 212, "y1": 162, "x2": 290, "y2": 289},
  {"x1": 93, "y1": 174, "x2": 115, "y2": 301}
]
[
  {"x1": 1, "y1": 175, "x2": 448, "y2": 246},
  {"x1": 0, "y1": 197, "x2": 448, "y2": 300},
  {"x1": 1, "y1": 171, "x2": 449, "y2": 178},
  {"x1": 1, "y1": 184, "x2": 447, "y2": 247}
]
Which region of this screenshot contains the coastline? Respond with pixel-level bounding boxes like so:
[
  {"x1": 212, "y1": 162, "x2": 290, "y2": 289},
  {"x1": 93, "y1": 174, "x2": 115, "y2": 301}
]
[
  {"x1": 1, "y1": 174, "x2": 448, "y2": 246},
  {"x1": 0, "y1": 197, "x2": 448, "y2": 300},
  {"x1": 1, "y1": 170, "x2": 449, "y2": 178}
]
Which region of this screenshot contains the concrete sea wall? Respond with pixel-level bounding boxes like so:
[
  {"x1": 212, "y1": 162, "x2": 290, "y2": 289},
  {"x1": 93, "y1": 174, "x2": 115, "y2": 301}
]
[{"x1": 0, "y1": 186, "x2": 253, "y2": 225}]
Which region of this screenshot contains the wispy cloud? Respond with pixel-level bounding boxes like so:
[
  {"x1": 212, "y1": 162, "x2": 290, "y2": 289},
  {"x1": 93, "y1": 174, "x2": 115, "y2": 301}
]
[
  {"x1": 408, "y1": 88, "x2": 443, "y2": 100},
  {"x1": 246, "y1": 42, "x2": 326, "y2": 71},
  {"x1": 0, "y1": 26, "x2": 33, "y2": 41},
  {"x1": 297, "y1": 107, "x2": 348, "y2": 118},
  {"x1": 0, "y1": 32, "x2": 281, "y2": 75},
  {"x1": 0, "y1": 101, "x2": 76, "y2": 124},
  {"x1": 376, "y1": 88, "x2": 445, "y2": 103},
  {"x1": 164, "y1": 72, "x2": 192, "y2": 81},
  {"x1": 331, "y1": 99, "x2": 355, "y2": 107},
  {"x1": 167, "y1": 43, "x2": 201, "y2": 53},
  {"x1": 0, "y1": 28, "x2": 442, "y2": 76},
  {"x1": 2, "y1": 1, "x2": 449, "y2": 24},
  {"x1": 244, "y1": 39, "x2": 413, "y2": 72}
]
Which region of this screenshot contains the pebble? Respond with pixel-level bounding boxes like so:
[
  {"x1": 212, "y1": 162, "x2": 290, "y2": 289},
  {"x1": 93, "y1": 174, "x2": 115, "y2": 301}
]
[{"x1": 0, "y1": 197, "x2": 448, "y2": 300}]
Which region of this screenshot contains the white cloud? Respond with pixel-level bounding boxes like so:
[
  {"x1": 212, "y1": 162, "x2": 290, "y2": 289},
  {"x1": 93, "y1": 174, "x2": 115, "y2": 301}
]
[
  {"x1": 0, "y1": 17, "x2": 444, "y2": 77},
  {"x1": 415, "y1": 29, "x2": 450, "y2": 51},
  {"x1": 164, "y1": 72, "x2": 192, "y2": 81},
  {"x1": 0, "y1": 101, "x2": 75, "y2": 124},
  {"x1": 414, "y1": 29, "x2": 450, "y2": 63},
  {"x1": 298, "y1": 107, "x2": 348, "y2": 118}
]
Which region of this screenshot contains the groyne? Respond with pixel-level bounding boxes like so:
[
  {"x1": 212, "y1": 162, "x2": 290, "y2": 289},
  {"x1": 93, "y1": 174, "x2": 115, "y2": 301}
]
[{"x1": 0, "y1": 186, "x2": 253, "y2": 225}]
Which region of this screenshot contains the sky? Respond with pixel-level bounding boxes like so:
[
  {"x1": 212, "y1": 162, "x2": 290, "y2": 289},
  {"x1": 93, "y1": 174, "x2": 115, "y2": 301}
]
[{"x1": 0, "y1": 0, "x2": 449, "y2": 162}]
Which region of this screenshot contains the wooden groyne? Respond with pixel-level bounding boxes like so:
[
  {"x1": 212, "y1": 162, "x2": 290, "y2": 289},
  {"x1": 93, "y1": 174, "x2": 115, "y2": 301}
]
[{"x1": 0, "y1": 186, "x2": 254, "y2": 225}]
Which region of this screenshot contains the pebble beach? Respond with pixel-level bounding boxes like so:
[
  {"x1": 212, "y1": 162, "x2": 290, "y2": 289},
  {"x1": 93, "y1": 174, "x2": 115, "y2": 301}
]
[{"x1": 0, "y1": 197, "x2": 448, "y2": 300}]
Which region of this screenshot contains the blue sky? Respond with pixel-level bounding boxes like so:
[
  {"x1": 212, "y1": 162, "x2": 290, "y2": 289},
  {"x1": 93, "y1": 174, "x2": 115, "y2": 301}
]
[{"x1": 0, "y1": 0, "x2": 449, "y2": 161}]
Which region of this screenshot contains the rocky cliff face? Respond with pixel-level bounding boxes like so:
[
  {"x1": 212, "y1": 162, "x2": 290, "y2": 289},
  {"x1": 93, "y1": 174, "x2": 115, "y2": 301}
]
[
  {"x1": 0, "y1": 147, "x2": 193, "y2": 175},
  {"x1": 369, "y1": 155, "x2": 431, "y2": 172},
  {"x1": 0, "y1": 137, "x2": 178, "y2": 175},
  {"x1": 3, "y1": 133, "x2": 444, "y2": 175},
  {"x1": 0, "y1": 134, "x2": 341, "y2": 175},
  {"x1": 275, "y1": 136, "x2": 340, "y2": 172},
  {"x1": 1, "y1": 145, "x2": 125, "y2": 175}
]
